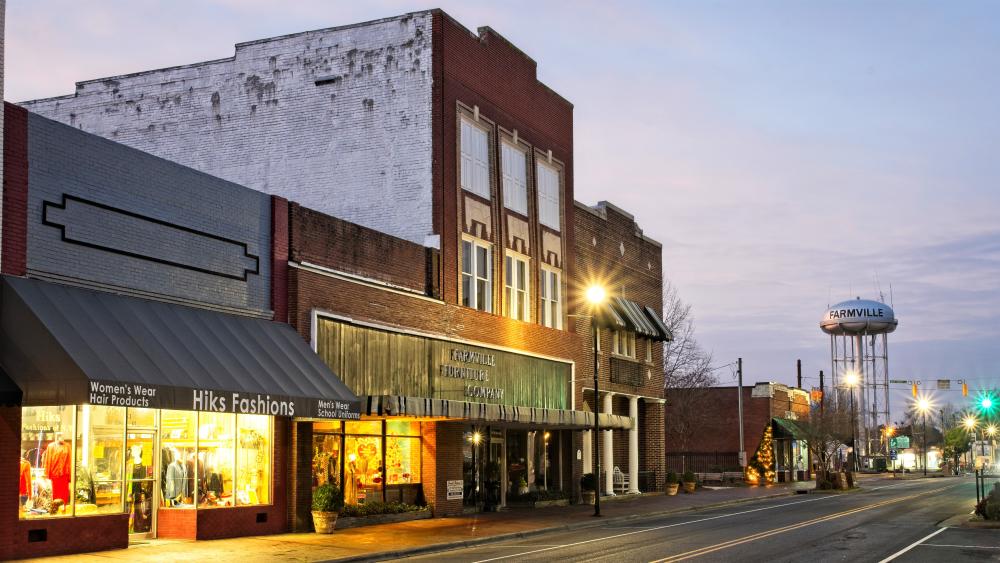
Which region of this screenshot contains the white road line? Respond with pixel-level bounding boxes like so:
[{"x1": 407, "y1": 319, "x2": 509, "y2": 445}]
[
  {"x1": 921, "y1": 544, "x2": 1000, "y2": 550},
  {"x1": 877, "y1": 527, "x2": 949, "y2": 562},
  {"x1": 470, "y1": 495, "x2": 836, "y2": 563}
]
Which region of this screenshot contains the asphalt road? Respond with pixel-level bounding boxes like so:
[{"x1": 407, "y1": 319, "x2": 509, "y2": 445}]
[{"x1": 395, "y1": 476, "x2": 995, "y2": 563}]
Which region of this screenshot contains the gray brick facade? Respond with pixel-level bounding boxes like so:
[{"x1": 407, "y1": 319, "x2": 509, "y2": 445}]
[
  {"x1": 21, "y1": 12, "x2": 435, "y2": 246},
  {"x1": 25, "y1": 112, "x2": 272, "y2": 316}
]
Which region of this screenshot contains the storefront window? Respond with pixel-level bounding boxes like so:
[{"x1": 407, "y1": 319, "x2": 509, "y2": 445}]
[
  {"x1": 75, "y1": 405, "x2": 125, "y2": 516},
  {"x1": 236, "y1": 414, "x2": 271, "y2": 505},
  {"x1": 198, "y1": 412, "x2": 235, "y2": 508},
  {"x1": 127, "y1": 407, "x2": 156, "y2": 428},
  {"x1": 312, "y1": 433, "x2": 342, "y2": 490},
  {"x1": 344, "y1": 434, "x2": 383, "y2": 504},
  {"x1": 20, "y1": 405, "x2": 75, "y2": 518},
  {"x1": 386, "y1": 420, "x2": 420, "y2": 485},
  {"x1": 345, "y1": 420, "x2": 382, "y2": 435},
  {"x1": 160, "y1": 410, "x2": 197, "y2": 508}
]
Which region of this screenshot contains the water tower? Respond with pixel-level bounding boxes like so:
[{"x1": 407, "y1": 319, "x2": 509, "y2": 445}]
[{"x1": 820, "y1": 298, "x2": 898, "y2": 468}]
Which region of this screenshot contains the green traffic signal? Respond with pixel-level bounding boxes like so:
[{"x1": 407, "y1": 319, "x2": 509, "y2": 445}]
[
  {"x1": 983, "y1": 397, "x2": 993, "y2": 410},
  {"x1": 978, "y1": 392, "x2": 996, "y2": 414}
]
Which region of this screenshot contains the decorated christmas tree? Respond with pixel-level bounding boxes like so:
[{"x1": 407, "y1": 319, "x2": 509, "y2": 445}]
[{"x1": 746, "y1": 424, "x2": 776, "y2": 485}]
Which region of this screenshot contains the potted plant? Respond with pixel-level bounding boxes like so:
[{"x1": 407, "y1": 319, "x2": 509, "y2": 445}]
[
  {"x1": 517, "y1": 475, "x2": 529, "y2": 495},
  {"x1": 665, "y1": 471, "x2": 680, "y2": 496},
  {"x1": 311, "y1": 482, "x2": 344, "y2": 534},
  {"x1": 682, "y1": 471, "x2": 697, "y2": 493},
  {"x1": 580, "y1": 472, "x2": 597, "y2": 505}
]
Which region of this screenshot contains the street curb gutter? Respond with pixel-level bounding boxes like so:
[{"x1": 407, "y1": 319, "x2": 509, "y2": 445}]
[{"x1": 321, "y1": 491, "x2": 800, "y2": 563}]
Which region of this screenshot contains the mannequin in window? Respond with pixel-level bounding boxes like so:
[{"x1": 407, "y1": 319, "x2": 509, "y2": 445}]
[
  {"x1": 127, "y1": 445, "x2": 151, "y2": 532},
  {"x1": 164, "y1": 447, "x2": 188, "y2": 506},
  {"x1": 42, "y1": 432, "x2": 71, "y2": 509},
  {"x1": 19, "y1": 450, "x2": 32, "y2": 511}
]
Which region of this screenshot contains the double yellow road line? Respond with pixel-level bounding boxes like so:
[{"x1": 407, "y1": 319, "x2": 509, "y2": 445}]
[{"x1": 651, "y1": 485, "x2": 954, "y2": 562}]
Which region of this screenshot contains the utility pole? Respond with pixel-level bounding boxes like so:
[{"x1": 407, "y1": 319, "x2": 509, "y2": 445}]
[
  {"x1": 819, "y1": 370, "x2": 825, "y2": 416},
  {"x1": 738, "y1": 358, "x2": 745, "y2": 469},
  {"x1": 797, "y1": 359, "x2": 802, "y2": 389}
]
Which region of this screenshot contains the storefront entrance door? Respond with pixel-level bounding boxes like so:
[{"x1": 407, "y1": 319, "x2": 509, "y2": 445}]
[{"x1": 125, "y1": 421, "x2": 158, "y2": 539}]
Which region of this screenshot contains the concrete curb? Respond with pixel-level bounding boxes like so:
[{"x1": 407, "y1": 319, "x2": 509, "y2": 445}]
[{"x1": 322, "y1": 490, "x2": 800, "y2": 563}]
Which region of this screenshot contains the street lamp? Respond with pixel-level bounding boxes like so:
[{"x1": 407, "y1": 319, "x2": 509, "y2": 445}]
[
  {"x1": 472, "y1": 431, "x2": 482, "y2": 507},
  {"x1": 916, "y1": 397, "x2": 931, "y2": 476},
  {"x1": 586, "y1": 284, "x2": 606, "y2": 517},
  {"x1": 844, "y1": 371, "x2": 859, "y2": 472},
  {"x1": 543, "y1": 431, "x2": 550, "y2": 491}
]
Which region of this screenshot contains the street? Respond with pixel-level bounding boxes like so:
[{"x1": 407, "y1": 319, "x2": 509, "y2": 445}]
[{"x1": 398, "y1": 477, "x2": 994, "y2": 563}]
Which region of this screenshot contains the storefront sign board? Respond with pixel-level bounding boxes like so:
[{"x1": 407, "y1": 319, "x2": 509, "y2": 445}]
[{"x1": 446, "y1": 479, "x2": 463, "y2": 500}]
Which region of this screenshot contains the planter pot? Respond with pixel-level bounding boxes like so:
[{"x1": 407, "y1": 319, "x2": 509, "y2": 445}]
[
  {"x1": 682, "y1": 481, "x2": 696, "y2": 493},
  {"x1": 312, "y1": 511, "x2": 338, "y2": 534},
  {"x1": 666, "y1": 483, "x2": 680, "y2": 496},
  {"x1": 518, "y1": 486, "x2": 530, "y2": 495},
  {"x1": 582, "y1": 491, "x2": 596, "y2": 505}
]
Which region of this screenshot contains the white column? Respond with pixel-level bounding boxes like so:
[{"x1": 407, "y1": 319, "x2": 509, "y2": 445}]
[
  {"x1": 582, "y1": 430, "x2": 593, "y2": 475},
  {"x1": 628, "y1": 395, "x2": 640, "y2": 494},
  {"x1": 603, "y1": 392, "x2": 615, "y2": 496}
]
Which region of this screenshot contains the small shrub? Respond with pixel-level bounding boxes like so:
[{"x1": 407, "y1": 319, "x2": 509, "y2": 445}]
[
  {"x1": 975, "y1": 483, "x2": 1000, "y2": 520},
  {"x1": 817, "y1": 480, "x2": 834, "y2": 490},
  {"x1": 666, "y1": 471, "x2": 678, "y2": 484},
  {"x1": 509, "y1": 489, "x2": 569, "y2": 503},
  {"x1": 311, "y1": 483, "x2": 344, "y2": 513},
  {"x1": 682, "y1": 470, "x2": 696, "y2": 483},
  {"x1": 580, "y1": 472, "x2": 597, "y2": 492},
  {"x1": 340, "y1": 501, "x2": 426, "y2": 517}
]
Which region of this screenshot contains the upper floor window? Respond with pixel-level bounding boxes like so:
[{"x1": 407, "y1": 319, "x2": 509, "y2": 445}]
[
  {"x1": 613, "y1": 330, "x2": 636, "y2": 358},
  {"x1": 539, "y1": 267, "x2": 562, "y2": 329},
  {"x1": 501, "y1": 142, "x2": 528, "y2": 215},
  {"x1": 645, "y1": 339, "x2": 653, "y2": 363},
  {"x1": 537, "y1": 161, "x2": 561, "y2": 230},
  {"x1": 462, "y1": 238, "x2": 492, "y2": 312},
  {"x1": 504, "y1": 253, "x2": 529, "y2": 321},
  {"x1": 460, "y1": 118, "x2": 491, "y2": 199}
]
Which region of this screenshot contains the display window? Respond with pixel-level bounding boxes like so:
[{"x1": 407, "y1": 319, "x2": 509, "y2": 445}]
[
  {"x1": 386, "y1": 436, "x2": 420, "y2": 485},
  {"x1": 160, "y1": 410, "x2": 197, "y2": 508},
  {"x1": 20, "y1": 405, "x2": 75, "y2": 518},
  {"x1": 344, "y1": 434, "x2": 383, "y2": 504},
  {"x1": 312, "y1": 433, "x2": 342, "y2": 490},
  {"x1": 236, "y1": 414, "x2": 271, "y2": 505},
  {"x1": 17, "y1": 406, "x2": 276, "y2": 521},
  {"x1": 198, "y1": 412, "x2": 235, "y2": 508},
  {"x1": 76, "y1": 405, "x2": 125, "y2": 516}
]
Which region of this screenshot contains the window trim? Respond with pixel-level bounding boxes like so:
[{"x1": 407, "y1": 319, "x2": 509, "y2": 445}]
[
  {"x1": 461, "y1": 236, "x2": 494, "y2": 313},
  {"x1": 536, "y1": 159, "x2": 562, "y2": 231},
  {"x1": 612, "y1": 329, "x2": 636, "y2": 359},
  {"x1": 500, "y1": 140, "x2": 529, "y2": 216},
  {"x1": 539, "y1": 266, "x2": 563, "y2": 330},
  {"x1": 459, "y1": 116, "x2": 492, "y2": 200},
  {"x1": 504, "y1": 250, "x2": 530, "y2": 322}
]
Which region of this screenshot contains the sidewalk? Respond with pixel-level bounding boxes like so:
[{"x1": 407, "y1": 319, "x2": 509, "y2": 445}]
[{"x1": 29, "y1": 484, "x2": 811, "y2": 563}]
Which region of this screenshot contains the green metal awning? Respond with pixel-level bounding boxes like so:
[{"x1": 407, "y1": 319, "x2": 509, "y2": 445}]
[
  {"x1": 644, "y1": 305, "x2": 673, "y2": 342},
  {"x1": 772, "y1": 417, "x2": 809, "y2": 439}
]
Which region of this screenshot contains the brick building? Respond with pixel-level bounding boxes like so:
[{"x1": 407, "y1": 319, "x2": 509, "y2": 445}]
[
  {"x1": 664, "y1": 383, "x2": 811, "y2": 481},
  {"x1": 10, "y1": 7, "x2": 671, "y2": 553}
]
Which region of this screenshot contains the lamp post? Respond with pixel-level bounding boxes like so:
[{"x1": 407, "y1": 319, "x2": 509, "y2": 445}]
[
  {"x1": 845, "y1": 371, "x2": 859, "y2": 472},
  {"x1": 472, "y1": 431, "x2": 482, "y2": 507},
  {"x1": 586, "y1": 284, "x2": 606, "y2": 517},
  {"x1": 543, "y1": 431, "x2": 550, "y2": 491},
  {"x1": 917, "y1": 398, "x2": 931, "y2": 476}
]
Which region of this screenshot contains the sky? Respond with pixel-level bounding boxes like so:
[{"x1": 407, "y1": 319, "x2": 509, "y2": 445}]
[{"x1": 6, "y1": 1, "x2": 1000, "y2": 419}]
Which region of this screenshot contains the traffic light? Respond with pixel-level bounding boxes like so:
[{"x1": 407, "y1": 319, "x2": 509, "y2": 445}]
[
  {"x1": 978, "y1": 392, "x2": 997, "y2": 416},
  {"x1": 912, "y1": 383, "x2": 917, "y2": 398},
  {"x1": 963, "y1": 382, "x2": 968, "y2": 397}
]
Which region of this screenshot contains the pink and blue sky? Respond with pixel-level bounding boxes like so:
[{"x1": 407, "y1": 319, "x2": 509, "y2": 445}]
[{"x1": 7, "y1": 1, "x2": 999, "y2": 416}]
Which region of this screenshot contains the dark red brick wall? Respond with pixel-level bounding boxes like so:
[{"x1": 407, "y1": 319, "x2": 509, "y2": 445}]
[
  {"x1": 288, "y1": 420, "x2": 313, "y2": 532},
  {"x1": 2, "y1": 102, "x2": 28, "y2": 277},
  {"x1": 421, "y1": 421, "x2": 464, "y2": 516},
  {"x1": 271, "y1": 196, "x2": 290, "y2": 323},
  {"x1": 1, "y1": 406, "x2": 19, "y2": 561},
  {"x1": 157, "y1": 508, "x2": 196, "y2": 539},
  {"x1": 290, "y1": 203, "x2": 430, "y2": 293},
  {"x1": 434, "y1": 11, "x2": 575, "y2": 306}
]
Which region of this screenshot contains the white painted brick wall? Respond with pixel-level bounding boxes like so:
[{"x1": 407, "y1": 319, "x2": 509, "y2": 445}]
[{"x1": 22, "y1": 11, "x2": 434, "y2": 245}]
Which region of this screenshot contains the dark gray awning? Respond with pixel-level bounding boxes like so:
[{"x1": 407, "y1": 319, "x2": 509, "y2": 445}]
[
  {"x1": 0, "y1": 276, "x2": 360, "y2": 419},
  {"x1": 362, "y1": 395, "x2": 633, "y2": 430},
  {"x1": 643, "y1": 305, "x2": 673, "y2": 342},
  {"x1": 611, "y1": 297, "x2": 659, "y2": 338}
]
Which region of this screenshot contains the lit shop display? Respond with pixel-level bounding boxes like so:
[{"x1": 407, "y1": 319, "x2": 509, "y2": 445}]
[
  {"x1": 312, "y1": 420, "x2": 422, "y2": 505},
  {"x1": 18, "y1": 405, "x2": 272, "y2": 520}
]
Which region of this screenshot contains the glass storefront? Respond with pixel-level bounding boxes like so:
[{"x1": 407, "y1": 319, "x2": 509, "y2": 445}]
[
  {"x1": 311, "y1": 419, "x2": 422, "y2": 506},
  {"x1": 17, "y1": 405, "x2": 273, "y2": 521}
]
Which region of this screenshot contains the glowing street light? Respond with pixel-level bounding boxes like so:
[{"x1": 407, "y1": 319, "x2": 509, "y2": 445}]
[
  {"x1": 964, "y1": 416, "x2": 978, "y2": 431},
  {"x1": 988, "y1": 425, "x2": 998, "y2": 438},
  {"x1": 586, "y1": 284, "x2": 606, "y2": 517},
  {"x1": 915, "y1": 396, "x2": 933, "y2": 476},
  {"x1": 844, "y1": 371, "x2": 859, "y2": 471}
]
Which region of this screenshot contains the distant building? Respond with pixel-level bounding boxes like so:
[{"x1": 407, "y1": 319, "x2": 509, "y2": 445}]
[{"x1": 664, "y1": 382, "x2": 811, "y2": 481}]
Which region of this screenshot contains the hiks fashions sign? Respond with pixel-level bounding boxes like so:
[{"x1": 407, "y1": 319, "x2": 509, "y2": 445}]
[{"x1": 86, "y1": 380, "x2": 361, "y2": 419}]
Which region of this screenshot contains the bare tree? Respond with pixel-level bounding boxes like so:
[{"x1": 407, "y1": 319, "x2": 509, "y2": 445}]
[
  {"x1": 800, "y1": 398, "x2": 852, "y2": 482},
  {"x1": 662, "y1": 281, "x2": 716, "y2": 452}
]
